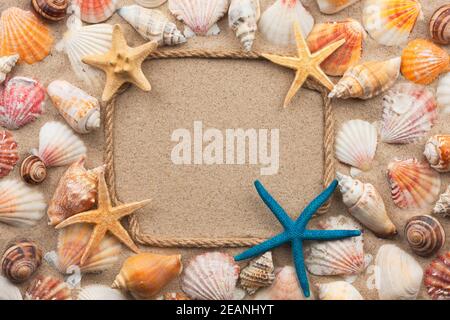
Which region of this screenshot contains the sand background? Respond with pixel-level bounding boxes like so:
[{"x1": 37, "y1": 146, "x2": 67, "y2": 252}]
[{"x1": 0, "y1": 0, "x2": 449, "y2": 300}]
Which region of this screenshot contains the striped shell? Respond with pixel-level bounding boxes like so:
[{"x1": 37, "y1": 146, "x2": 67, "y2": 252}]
[
  {"x1": 0, "y1": 54, "x2": 19, "y2": 84},
  {"x1": 0, "y1": 130, "x2": 18, "y2": 178},
  {"x1": 424, "y1": 135, "x2": 450, "y2": 172},
  {"x1": 239, "y1": 251, "x2": 275, "y2": 295},
  {"x1": 25, "y1": 276, "x2": 71, "y2": 300},
  {"x1": 317, "y1": 281, "x2": 363, "y2": 300},
  {"x1": 433, "y1": 184, "x2": 450, "y2": 218},
  {"x1": 228, "y1": 0, "x2": 260, "y2": 51},
  {"x1": 316, "y1": 0, "x2": 360, "y2": 14},
  {"x1": 437, "y1": 72, "x2": 450, "y2": 113},
  {"x1": 32, "y1": 0, "x2": 69, "y2": 21},
  {"x1": 1, "y1": 239, "x2": 42, "y2": 283},
  {"x1": 430, "y1": 5, "x2": 450, "y2": 45},
  {"x1": 404, "y1": 215, "x2": 445, "y2": 257},
  {"x1": 20, "y1": 155, "x2": 47, "y2": 185},
  {"x1": 77, "y1": 285, "x2": 127, "y2": 300},
  {"x1": 71, "y1": 0, "x2": 118, "y2": 23},
  {"x1": 424, "y1": 252, "x2": 450, "y2": 300}
]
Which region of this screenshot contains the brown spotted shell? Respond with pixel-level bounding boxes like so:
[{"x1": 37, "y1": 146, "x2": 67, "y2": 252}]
[
  {"x1": 20, "y1": 155, "x2": 47, "y2": 185},
  {"x1": 32, "y1": 0, "x2": 69, "y2": 21},
  {"x1": 424, "y1": 251, "x2": 450, "y2": 300},
  {"x1": 25, "y1": 275, "x2": 71, "y2": 300},
  {"x1": 430, "y1": 5, "x2": 450, "y2": 44},
  {"x1": 404, "y1": 215, "x2": 445, "y2": 257},
  {"x1": 239, "y1": 251, "x2": 275, "y2": 295},
  {"x1": 1, "y1": 239, "x2": 42, "y2": 283}
]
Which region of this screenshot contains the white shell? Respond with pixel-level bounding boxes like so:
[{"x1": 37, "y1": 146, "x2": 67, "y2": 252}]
[
  {"x1": 228, "y1": 0, "x2": 260, "y2": 51},
  {"x1": 317, "y1": 281, "x2": 363, "y2": 300},
  {"x1": 0, "y1": 179, "x2": 46, "y2": 227},
  {"x1": 316, "y1": 0, "x2": 361, "y2": 14},
  {"x1": 259, "y1": 0, "x2": 314, "y2": 46},
  {"x1": 433, "y1": 184, "x2": 450, "y2": 218},
  {"x1": 436, "y1": 72, "x2": 450, "y2": 113},
  {"x1": 168, "y1": 0, "x2": 229, "y2": 37},
  {"x1": 0, "y1": 275, "x2": 22, "y2": 300},
  {"x1": 77, "y1": 285, "x2": 127, "y2": 300},
  {"x1": 0, "y1": 54, "x2": 19, "y2": 84},
  {"x1": 135, "y1": 0, "x2": 167, "y2": 8}
]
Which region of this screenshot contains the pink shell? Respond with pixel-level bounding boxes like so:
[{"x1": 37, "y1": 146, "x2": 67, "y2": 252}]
[
  {"x1": 0, "y1": 130, "x2": 18, "y2": 178},
  {"x1": 72, "y1": 0, "x2": 117, "y2": 23},
  {"x1": 424, "y1": 251, "x2": 450, "y2": 300}
]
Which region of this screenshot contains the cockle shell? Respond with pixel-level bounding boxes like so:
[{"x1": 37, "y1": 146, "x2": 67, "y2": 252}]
[
  {"x1": 239, "y1": 251, "x2": 275, "y2": 295},
  {"x1": 113, "y1": 252, "x2": 182, "y2": 300},
  {"x1": 57, "y1": 224, "x2": 122, "y2": 274},
  {"x1": 317, "y1": 281, "x2": 363, "y2": 300},
  {"x1": 181, "y1": 252, "x2": 241, "y2": 300},
  {"x1": 363, "y1": 0, "x2": 423, "y2": 46},
  {"x1": 259, "y1": 0, "x2": 314, "y2": 46},
  {"x1": 424, "y1": 135, "x2": 450, "y2": 172},
  {"x1": 424, "y1": 251, "x2": 450, "y2": 300},
  {"x1": 0, "y1": 77, "x2": 46, "y2": 130},
  {"x1": 168, "y1": 0, "x2": 229, "y2": 37},
  {"x1": 0, "y1": 7, "x2": 54, "y2": 64},
  {"x1": 401, "y1": 39, "x2": 450, "y2": 85},
  {"x1": 24, "y1": 275, "x2": 71, "y2": 300},
  {"x1": 434, "y1": 184, "x2": 450, "y2": 218},
  {"x1": 118, "y1": 5, "x2": 186, "y2": 46},
  {"x1": 77, "y1": 285, "x2": 127, "y2": 300},
  {"x1": 0, "y1": 179, "x2": 46, "y2": 227},
  {"x1": 404, "y1": 215, "x2": 445, "y2": 257},
  {"x1": 336, "y1": 173, "x2": 397, "y2": 237},
  {"x1": 381, "y1": 83, "x2": 438, "y2": 144},
  {"x1": 316, "y1": 0, "x2": 360, "y2": 14},
  {"x1": 0, "y1": 54, "x2": 19, "y2": 84},
  {"x1": 1, "y1": 239, "x2": 42, "y2": 283},
  {"x1": 32, "y1": 0, "x2": 69, "y2": 21},
  {"x1": 0, "y1": 275, "x2": 22, "y2": 300},
  {"x1": 0, "y1": 130, "x2": 19, "y2": 178},
  {"x1": 430, "y1": 5, "x2": 450, "y2": 45},
  {"x1": 437, "y1": 72, "x2": 450, "y2": 113},
  {"x1": 374, "y1": 244, "x2": 423, "y2": 300},
  {"x1": 71, "y1": 0, "x2": 118, "y2": 23},
  {"x1": 387, "y1": 158, "x2": 441, "y2": 209},
  {"x1": 307, "y1": 19, "x2": 365, "y2": 76},
  {"x1": 228, "y1": 0, "x2": 260, "y2": 51},
  {"x1": 135, "y1": 0, "x2": 168, "y2": 8},
  {"x1": 47, "y1": 80, "x2": 100, "y2": 134}
]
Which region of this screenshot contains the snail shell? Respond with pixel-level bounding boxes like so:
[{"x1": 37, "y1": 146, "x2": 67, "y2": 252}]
[
  {"x1": 1, "y1": 239, "x2": 42, "y2": 283},
  {"x1": 20, "y1": 155, "x2": 47, "y2": 185},
  {"x1": 430, "y1": 5, "x2": 450, "y2": 44},
  {"x1": 404, "y1": 215, "x2": 445, "y2": 257},
  {"x1": 32, "y1": 0, "x2": 69, "y2": 21}
]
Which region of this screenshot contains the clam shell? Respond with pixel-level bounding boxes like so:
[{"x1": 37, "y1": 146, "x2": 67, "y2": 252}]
[
  {"x1": 32, "y1": 0, "x2": 69, "y2": 21},
  {"x1": 317, "y1": 281, "x2": 363, "y2": 300},
  {"x1": 316, "y1": 0, "x2": 360, "y2": 14},
  {"x1": 24, "y1": 275, "x2": 71, "y2": 300},
  {"x1": 0, "y1": 130, "x2": 19, "y2": 178},
  {"x1": 228, "y1": 0, "x2": 260, "y2": 52},
  {"x1": 329, "y1": 57, "x2": 401, "y2": 99},
  {"x1": 0, "y1": 54, "x2": 19, "y2": 84},
  {"x1": 239, "y1": 251, "x2": 275, "y2": 295},
  {"x1": 404, "y1": 215, "x2": 445, "y2": 257},
  {"x1": 437, "y1": 72, "x2": 450, "y2": 113},
  {"x1": 424, "y1": 251, "x2": 450, "y2": 300},
  {"x1": 71, "y1": 0, "x2": 117, "y2": 23},
  {"x1": 1, "y1": 239, "x2": 42, "y2": 283},
  {"x1": 20, "y1": 155, "x2": 47, "y2": 185},
  {"x1": 387, "y1": 158, "x2": 441, "y2": 209},
  {"x1": 433, "y1": 184, "x2": 450, "y2": 218},
  {"x1": 0, "y1": 275, "x2": 22, "y2": 300},
  {"x1": 430, "y1": 5, "x2": 450, "y2": 45},
  {"x1": 381, "y1": 83, "x2": 438, "y2": 144},
  {"x1": 135, "y1": 0, "x2": 167, "y2": 8},
  {"x1": 424, "y1": 135, "x2": 450, "y2": 172},
  {"x1": 77, "y1": 285, "x2": 127, "y2": 300}
]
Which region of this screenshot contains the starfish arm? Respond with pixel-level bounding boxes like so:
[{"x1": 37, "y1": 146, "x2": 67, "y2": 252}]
[
  {"x1": 234, "y1": 231, "x2": 291, "y2": 261},
  {"x1": 81, "y1": 54, "x2": 109, "y2": 69},
  {"x1": 109, "y1": 221, "x2": 140, "y2": 254},
  {"x1": 80, "y1": 225, "x2": 107, "y2": 265},
  {"x1": 102, "y1": 72, "x2": 127, "y2": 102},
  {"x1": 312, "y1": 39, "x2": 346, "y2": 65},
  {"x1": 113, "y1": 199, "x2": 152, "y2": 220},
  {"x1": 96, "y1": 171, "x2": 113, "y2": 210},
  {"x1": 130, "y1": 41, "x2": 158, "y2": 61},
  {"x1": 262, "y1": 54, "x2": 300, "y2": 70},
  {"x1": 293, "y1": 22, "x2": 312, "y2": 58},
  {"x1": 111, "y1": 24, "x2": 129, "y2": 53},
  {"x1": 309, "y1": 67, "x2": 335, "y2": 92},
  {"x1": 55, "y1": 211, "x2": 99, "y2": 229},
  {"x1": 291, "y1": 237, "x2": 311, "y2": 297},
  {"x1": 128, "y1": 68, "x2": 152, "y2": 92},
  {"x1": 254, "y1": 180, "x2": 294, "y2": 230},
  {"x1": 302, "y1": 229, "x2": 362, "y2": 241},
  {"x1": 283, "y1": 71, "x2": 308, "y2": 108}
]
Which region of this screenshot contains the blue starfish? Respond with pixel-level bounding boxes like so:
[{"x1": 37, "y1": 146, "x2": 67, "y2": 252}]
[{"x1": 235, "y1": 179, "x2": 361, "y2": 297}]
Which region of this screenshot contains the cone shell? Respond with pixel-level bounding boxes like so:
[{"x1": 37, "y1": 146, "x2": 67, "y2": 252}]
[
  {"x1": 24, "y1": 275, "x2": 71, "y2": 300},
  {"x1": 0, "y1": 275, "x2": 22, "y2": 300},
  {"x1": 239, "y1": 252, "x2": 275, "y2": 295},
  {"x1": 404, "y1": 215, "x2": 445, "y2": 257},
  {"x1": 72, "y1": 0, "x2": 118, "y2": 23},
  {"x1": 381, "y1": 83, "x2": 438, "y2": 144},
  {"x1": 307, "y1": 19, "x2": 365, "y2": 76},
  {"x1": 0, "y1": 77, "x2": 46, "y2": 130},
  {"x1": 430, "y1": 5, "x2": 450, "y2": 45},
  {"x1": 0, "y1": 54, "x2": 19, "y2": 84},
  {"x1": 1, "y1": 239, "x2": 42, "y2": 283},
  {"x1": 437, "y1": 72, "x2": 450, "y2": 113},
  {"x1": 228, "y1": 0, "x2": 260, "y2": 51},
  {"x1": 0, "y1": 130, "x2": 18, "y2": 178},
  {"x1": 401, "y1": 39, "x2": 449, "y2": 85},
  {"x1": 157, "y1": 292, "x2": 190, "y2": 300},
  {"x1": 433, "y1": 184, "x2": 450, "y2": 218},
  {"x1": 32, "y1": 0, "x2": 69, "y2": 21},
  {"x1": 329, "y1": 57, "x2": 401, "y2": 99},
  {"x1": 77, "y1": 285, "x2": 127, "y2": 300},
  {"x1": 0, "y1": 7, "x2": 54, "y2": 64},
  {"x1": 424, "y1": 251, "x2": 450, "y2": 300},
  {"x1": 336, "y1": 172, "x2": 397, "y2": 237},
  {"x1": 47, "y1": 80, "x2": 100, "y2": 134},
  {"x1": 136, "y1": 0, "x2": 167, "y2": 8},
  {"x1": 387, "y1": 158, "x2": 441, "y2": 209},
  {"x1": 424, "y1": 135, "x2": 450, "y2": 172},
  {"x1": 118, "y1": 5, "x2": 186, "y2": 46},
  {"x1": 317, "y1": 281, "x2": 363, "y2": 300},
  {"x1": 57, "y1": 224, "x2": 122, "y2": 274},
  {"x1": 316, "y1": 0, "x2": 360, "y2": 14}
]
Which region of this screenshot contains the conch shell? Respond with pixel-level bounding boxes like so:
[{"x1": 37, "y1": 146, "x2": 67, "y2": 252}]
[
  {"x1": 433, "y1": 184, "x2": 450, "y2": 218},
  {"x1": 0, "y1": 54, "x2": 19, "y2": 84},
  {"x1": 424, "y1": 134, "x2": 450, "y2": 172},
  {"x1": 239, "y1": 251, "x2": 275, "y2": 295},
  {"x1": 228, "y1": 0, "x2": 260, "y2": 51},
  {"x1": 404, "y1": 215, "x2": 445, "y2": 257}
]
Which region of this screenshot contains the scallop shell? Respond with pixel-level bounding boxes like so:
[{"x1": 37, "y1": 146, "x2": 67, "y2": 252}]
[
  {"x1": 32, "y1": 0, "x2": 69, "y2": 21},
  {"x1": 437, "y1": 72, "x2": 450, "y2": 113},
  {"x1": 307, "y1": 19, "x2": 365, "y2": 76},
  {"x1": 430, "y1": 5, "x2": 450, "y2": 45},
  {"x1": 433, "y1": 184, "x2": 450, "y2": 218},
  {"x1": 228, "y1": 0, "x2": 260, "y2": 51},
  {"x1": 316, "y1": 0, "x2": 360, "y2": 14},
  {"x1": 181, "y1": 252, "x2": 241, "y2": 300},
  {"x1": 374, "y1": 244, "x2": 423, "y2": 300},
  {"x1": 335, "y1": 119, "x2": 378, "y2": 173},
  {"x1": 0, "y1": 54, "x2": 19, "y2": 84},
  {"x1": 77, "y1": 285, "x2": 127, "y2": 300},
  {"x1": 71, "y1": 0, "x2": 118, "y2": 23},
  {"x1": 424, "y1": 135, "x2": 450, "y2": 172},
  {"x1": 0, "y1": 77, "x2": 46, "y2": 130},
  {"x1": 47, "y1": 80, "x2": 100, "y2": 134},
  {"x1": 0, "y1": 275, "x2": 22, "y2": 300},
  {"x1": 258, "y1": 0, "x2": 314, "y2": 46},
  {"x1": 380, "y1": 83, "x2": 438, "y2": 144},
  {"x1": 317, "y1": 281, "x2": 363, "y2": 300},
  {"x1": 239, "y1": 251, "x2": 275, "y2": 295},
  {"x1": 113, "y1": 252, "x2": 182, "y2": 299},
  {"x1": 424, "y1": 251, "x2": 450, "y2": 300},
  {"x1": 404, "y1": 215, "x2": 445, "y2": 257},
  {"x1": 0, "y1": 7, "x2": 54, "y2": 64},
  {"x1": 168, "y1": 0, "x2": 229, "y2": 37},
  {"x1": 0, "y1": 130, "x2": 19, "y2": 178},
  {"x1": 401, "y1": 39, "x2": 449, "y2": 85},
  {"x1": 387, "y1": 158, "x2": 441, "y2": 209},
  {"x1": 135, "y1": 0, "x2": 167, "y2": 8},
  {"x1": 57, "y1": 224, "x2": 122, "y2": 274},
  {"x1": 363, "y1": 0, "x2": 423, "y2": 46},
  {"x1": 0, "y1": 179, "x2": 46, "y2": 227},
  {"x1": 118, "y1": 5, "x2": 186, "y2": 46},
  {"x1": 24, "y1": 275, "x2": 71, "y2": 300},
  {"x1": 1, "y1": 239, "x2": 42, "y2": 283}
]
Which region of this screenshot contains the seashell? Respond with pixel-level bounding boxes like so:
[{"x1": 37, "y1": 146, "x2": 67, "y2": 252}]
[
  {"x1": 239, "y1": 251, "x2": 275, "y2": 295},
  {"x1": 430, "y1": 5, "x2": 450, "y2": 45},
  {"x1": 258, "y1": 0, "x2": 314, "y2": 46},
  {"x1": 336, "y1": 172, "x2": 396, "y2": 237},
  {"x1": 335, "y1": 119, "x2": 377, "y2": 173},
  {"x1": 0, "y1": 179, "x2": 46, "y2": 227},
  {"x1": 168, "y1": 0, "x2": 229, "y2": 37},
  {"x1": 329, "y1": 57, "x2": 401, "y2": 99},
  {"x1": 307, "y1": 19, "x2": 365, "y2": 76},
  {"x1": 113, "y1": 252, "x2": 182, "y2": 299},
  {"x1": 47, "y1": 80, "x2": 100, "y2": 134},
  {"x1": 317, "y1": 281, "x2": 363, "y2": 300},
  {"x1": 157, "y1": 292, "x2": 190, "y2": 300},
  {"x1": 401, "y1": 39, "x2": 450, "y2": 85},
  {"x1": 424, "y1": 135, "x2": 450, "y2": 172},
  {"x1": 228, "y1": 0, "x2": 260, "y2": 51},
  {"x1": 0, "y1": 275, "x2": 22, "y2": 300},
  {"x1": 32, "y1": 0, "x2": 69, "y2": 21},
  {"x1": 404, "y1": 215, "x2": 445, "y2": 257},
  {"x1": 316, "y1": 0, "x2": 360, "y2": 14},
  {"x1": 362, "y1": 0, "x2": 423, "y2": 46},
  {"x1": 375, "y1": 244, "x2": 423, "y2": 300},
  {"x1": 437, "y1": 72, "x2": 450, "y2": 113},
  {"x1": 381, "y1": 83, "x2": 438, "y2": 144},
  {"x1": 0, "y1": 130, "x2": 19, "y2": 178},
  {"x1": 433, "y1": 184, "x2": 450, "y2": 218},
  {"x1": 181, "y1": 251, "x2": 241, "y2": 300},
  {"x1": 387, "y1": 158, "x2": 441, "y2": 209},
  {"x1": 0, "y1": 77, "x2": 46, "y2": 130},
  {"x1": 77, "y1": 285, "x2": 127, "y2": 300},
  {"x1": 56, "y1": 15, "x2": 113, "y2": 87},
  {"x1": 71, "y1": 0, "x2": 118, "y2": 23},
  {"x1": 305, "y1": 215, "x2": 366, "y2": 276},
  {"x1": 1, "y1": 239, "x2": 42, "y2": 283},
  {"x1": 24, "y1": 275, "x2": 71, "y2": 300},
  {"x1": 57, "y1": 224, "x2": 121, "y2": 274},
  {"x1": 424, "y1": 251, "x2": 450, "y2": 300},
  {"x1": 0, "y1": 54, "x2": 19, "y2": 84},
  {"x1": 0, "y1": 7, "x2": 54, "y2": 64},
  {"x1": 118, "y1": 5, "x2": 186, "y2": 46},
  {"x1": 20, "y1": 156, "x2": 47, "y2": 185},
  {"x1": 135, "y1": 0, "x2": 168, "y2": 8}
]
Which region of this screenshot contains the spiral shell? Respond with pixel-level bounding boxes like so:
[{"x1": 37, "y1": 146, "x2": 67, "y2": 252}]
[
  {"x1": 0, "y1": 130, "x2": 19, "y2": 178},
  {"x1": 20, "y1": 155, "x2": 47, "y2": 185},
  {"x1": 239, "y1": 251, "x2": 275, "y2": 295},
  {"x1": 0, "y1": 54, "x2": 19, "y2": 84},
  {"x1": 404, "y1": 215, "x2": 445, "y2": 257},
  {"x1": 433, "y1": 184, "x2": 450, "y2": 218},
  {"x1": 228, "y1": 0, "x2": 260, "y2": 51},
  {"x1": 32, "y1": 0, "x2": 69, "y2": 21},
  {"x1": 1, "y1": 239, "x2": 42, "y2": 283},
  {"x1": 25, "y1": 275, "x2": 71, "y2": 300},
  {"x1": 430, "y1": 5, "x2": 450, "y2": 45},
  {"x1": 424, "y1": 135, "x2": 450, "y2": 172},
  {"x1": 424, "y1": 252, "x2": 450, "y2": 300}
]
